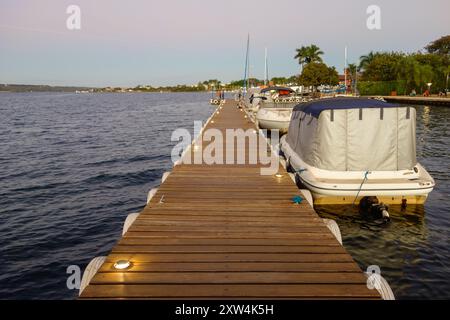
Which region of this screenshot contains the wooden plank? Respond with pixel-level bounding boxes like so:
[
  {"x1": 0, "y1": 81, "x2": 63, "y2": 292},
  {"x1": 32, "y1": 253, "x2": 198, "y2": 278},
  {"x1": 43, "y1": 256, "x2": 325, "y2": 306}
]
[
  {"x1": 105, "y1": 253, "x2": 355, "y2": 263},
  {"x1": 79, "y1": 100, "x2": 380, "y2": 300},
  {"x1": 98, "y1": 262, "x2": 362, "y2": 273},
  {"x1": 111, "y1": 245, "x2": 347, "y2": 254},
  {"x1": 81, "y1": 284, "x2": 380, "y2": 299},
  {"x1": 117, "y1": 238, "x2": 341, "y2": 246},
  {"x1": 90, "y1": 272, "x2": 368, "y2": 285}
]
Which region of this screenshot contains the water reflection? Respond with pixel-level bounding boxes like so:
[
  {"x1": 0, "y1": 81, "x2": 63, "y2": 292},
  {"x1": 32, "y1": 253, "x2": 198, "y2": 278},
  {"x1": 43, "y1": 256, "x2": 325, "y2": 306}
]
[{"x1": 315, "y1": 204, "x2": 429, "y2": 299}]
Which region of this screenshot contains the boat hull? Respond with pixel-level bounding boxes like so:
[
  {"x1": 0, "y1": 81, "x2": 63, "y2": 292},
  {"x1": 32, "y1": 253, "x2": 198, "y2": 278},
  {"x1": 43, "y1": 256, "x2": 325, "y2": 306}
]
[
  {"x1": 256, "y1": 108, "x2": 292, "y2": 132},
  {"x1": 280, "y1": 136, "x2": 435, "y2": 206}
]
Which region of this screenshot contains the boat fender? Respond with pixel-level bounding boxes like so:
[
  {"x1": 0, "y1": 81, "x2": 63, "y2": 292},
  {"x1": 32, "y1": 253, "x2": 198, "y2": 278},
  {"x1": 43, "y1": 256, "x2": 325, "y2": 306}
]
[
  {"x1": 300, "y1": 189, "x2": 313, "y2": 207},
  {"x1": 147, "y1": 188, "x2": 158, "y2": 204},
  {"x1": 174, "y1": 159, "x2": 182, "y2": 167},
  {"x1": 322, "y1": 219, "x2": 342, "y2": 245},
  {"x1": 161, "y1": 171, "x2": 171, "y2": 184},
  {"x1": 365, "y1": 266, "x2": 396, "y2": 300},
  {"x1": 79, "y1": 256, "x2": 107, "y2": 296},
  {"x1": 285, "y1": 157, "x2": 293, "y2": 172},
  {"x1": 122, "y1": 212, "x2": 140, "y2": 235},
  {"x1": 287, "y1": 172, "x2": 296, "y2": 183}
]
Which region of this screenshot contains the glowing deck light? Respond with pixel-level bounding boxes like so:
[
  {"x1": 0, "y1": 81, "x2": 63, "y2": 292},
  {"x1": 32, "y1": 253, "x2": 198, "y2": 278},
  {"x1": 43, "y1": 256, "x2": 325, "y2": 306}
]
[
  {"x1": 114, "y1": 260, "x2": 131, "y2": 270},
  {"x1": 275, "y1": 173, "x2": 283, "y2": 178},
  {"x1": 193, "y1": 145, "x2": 200, "y2": 152},
  {"x1": 211, "y1": 120, "x2": 215, "y2": 123}
]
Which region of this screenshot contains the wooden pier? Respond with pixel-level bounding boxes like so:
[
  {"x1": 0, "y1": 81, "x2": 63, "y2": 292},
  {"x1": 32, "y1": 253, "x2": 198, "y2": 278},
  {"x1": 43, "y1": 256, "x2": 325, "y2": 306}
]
[
  {"x1": 79, "y1": 100, "x2": 380, "y2": 299},
  {"x1": 375, "y1": 95, "x2": 450, "y2": 106}
]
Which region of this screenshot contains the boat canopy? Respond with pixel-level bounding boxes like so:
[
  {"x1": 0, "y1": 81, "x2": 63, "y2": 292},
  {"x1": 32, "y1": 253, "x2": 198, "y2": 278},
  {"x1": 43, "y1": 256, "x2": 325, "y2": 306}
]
[
  {"x1": 286, "y1": 98, "x2": 417, "y2": 171},
  {"x1": 293, "y1": 97, "x2": 398, "y2": 118},
  {"x1": 261, "y1": 86, "x2": 294, "y2": 94}
]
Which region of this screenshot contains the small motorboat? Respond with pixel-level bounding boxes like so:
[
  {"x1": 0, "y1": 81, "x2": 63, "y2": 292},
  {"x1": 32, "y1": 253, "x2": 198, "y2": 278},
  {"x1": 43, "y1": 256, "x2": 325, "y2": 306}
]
[
  {"x1": 280, "y1": 97, "x2": 435, "y2": 206},
  {"x1": 253, "y1": 86, "x2": 307, "y2": 133}
]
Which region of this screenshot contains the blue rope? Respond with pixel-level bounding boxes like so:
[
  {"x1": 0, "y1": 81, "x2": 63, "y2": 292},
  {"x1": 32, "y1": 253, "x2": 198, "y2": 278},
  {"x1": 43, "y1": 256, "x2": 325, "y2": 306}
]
[{"x1": 352, "y1": 171, "x2": 369, "y2": 206}]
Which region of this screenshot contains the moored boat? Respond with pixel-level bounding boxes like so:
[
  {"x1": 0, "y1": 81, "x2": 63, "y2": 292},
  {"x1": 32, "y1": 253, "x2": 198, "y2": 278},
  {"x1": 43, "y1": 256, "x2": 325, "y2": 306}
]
[
  {"x1": 253, "y1": 86, "x2": 307, "y2": 133},
  {"x1": 280, "y1": 97, "x2": 435, "y2": 205}
]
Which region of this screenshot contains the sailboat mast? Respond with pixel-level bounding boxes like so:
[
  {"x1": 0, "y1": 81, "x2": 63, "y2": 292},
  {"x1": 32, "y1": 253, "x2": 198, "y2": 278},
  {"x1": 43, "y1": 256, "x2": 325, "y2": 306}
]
[
  {"x1": 264, "y1": 48, "x2": 268, "y2": 86},
  {"x1": 344, "y1": 46, "x2": 348, "y2": 93},
  {"x1": 243, "y1": 34, "x2": 250, "y2": 94}
]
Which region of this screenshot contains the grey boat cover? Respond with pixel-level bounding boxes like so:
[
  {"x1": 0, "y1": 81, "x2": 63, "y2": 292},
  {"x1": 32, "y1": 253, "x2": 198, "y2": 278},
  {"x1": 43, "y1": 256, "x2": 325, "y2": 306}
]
[{"x1": 286, "y1": 98, "x2": 417, "y2": 171}]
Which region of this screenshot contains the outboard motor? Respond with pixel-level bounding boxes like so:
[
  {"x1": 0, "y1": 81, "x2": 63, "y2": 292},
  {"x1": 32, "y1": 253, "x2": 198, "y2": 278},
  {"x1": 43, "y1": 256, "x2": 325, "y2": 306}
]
[{"x1": 359, "y1": 196, "x2": 390, "y2": 222}]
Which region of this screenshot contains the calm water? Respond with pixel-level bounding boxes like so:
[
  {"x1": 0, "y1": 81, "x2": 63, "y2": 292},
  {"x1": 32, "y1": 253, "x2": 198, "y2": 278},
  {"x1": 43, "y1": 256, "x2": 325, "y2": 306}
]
[
  {"x1": 0, "y1": 93, "x2": 448, "y2": 299},
  {"x1": 0, "y1": 92, "x2": 215, "y2": 299}
]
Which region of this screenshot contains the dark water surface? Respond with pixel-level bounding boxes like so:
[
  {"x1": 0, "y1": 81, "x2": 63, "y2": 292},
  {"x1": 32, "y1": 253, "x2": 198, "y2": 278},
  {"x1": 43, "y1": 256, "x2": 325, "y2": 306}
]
[
  {"x1": 0, "y1": 93, "x2": 448, "y2": 299},
  {"x1": 0, "y1": 92, "x2": 214, "y2": 299}
]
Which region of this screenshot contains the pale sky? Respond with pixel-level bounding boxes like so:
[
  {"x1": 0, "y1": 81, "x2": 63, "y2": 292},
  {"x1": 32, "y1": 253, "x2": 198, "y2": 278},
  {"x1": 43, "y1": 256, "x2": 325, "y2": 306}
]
[{"x1": 0, "y1": 0, "x2": 449, "y2": 87}]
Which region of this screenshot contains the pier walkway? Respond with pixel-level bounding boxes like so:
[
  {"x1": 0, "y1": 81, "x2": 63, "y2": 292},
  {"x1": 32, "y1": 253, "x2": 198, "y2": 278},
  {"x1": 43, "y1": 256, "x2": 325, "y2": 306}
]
[
  {"x1": 376, "y1": 95, "x2": 450, "y2": 106},
  {"x1": 79, "y1": 100, "x2": 379, "y2": 299}
]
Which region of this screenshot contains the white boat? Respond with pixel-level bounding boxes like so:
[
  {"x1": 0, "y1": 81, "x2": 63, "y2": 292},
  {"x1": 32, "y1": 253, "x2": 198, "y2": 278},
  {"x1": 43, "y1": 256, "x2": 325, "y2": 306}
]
[
  {"x1": 280, "y1": 97, "x2": 435, "y2": 205},
  {"x1": 253, "y1": 86, "x2": 306, "y2": 133},
  {"x1": 257, "y1": 107, "x2": 293, "y2": 132}
]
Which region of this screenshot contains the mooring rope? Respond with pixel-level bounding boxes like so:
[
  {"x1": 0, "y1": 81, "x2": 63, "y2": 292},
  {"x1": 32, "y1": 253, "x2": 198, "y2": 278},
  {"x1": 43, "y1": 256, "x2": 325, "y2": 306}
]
[{"x1": 352, "y1": 170, "x2": 369, "y2": 206}]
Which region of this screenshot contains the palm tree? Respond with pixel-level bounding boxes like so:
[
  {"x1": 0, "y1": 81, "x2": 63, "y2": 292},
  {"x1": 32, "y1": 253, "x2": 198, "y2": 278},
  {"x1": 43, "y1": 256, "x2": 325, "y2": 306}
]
[
  {"x1": 305, "y1": 45, "x2": 324, "y2": 63},
  {"x1": 294, "y1": 46, "x2": 309, "y2": 74},
  {"x1": 359, "y1": 51, "x2": 376, "y2": 71},
  {"x1": 347, "y1": 63, "x2": 357, "y2": 79},
  {"x1": 347, "y1": 63, "x2": 358, "y2": 93},
  {"x1": 294, "y1": 44, "x2": 324, "y2": 73}
]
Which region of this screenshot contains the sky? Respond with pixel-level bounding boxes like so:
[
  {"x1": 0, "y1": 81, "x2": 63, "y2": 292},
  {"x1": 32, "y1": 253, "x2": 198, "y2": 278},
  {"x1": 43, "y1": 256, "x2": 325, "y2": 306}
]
[{"x1": 0, "y1": 0, "x2": 449, "y2": 87}]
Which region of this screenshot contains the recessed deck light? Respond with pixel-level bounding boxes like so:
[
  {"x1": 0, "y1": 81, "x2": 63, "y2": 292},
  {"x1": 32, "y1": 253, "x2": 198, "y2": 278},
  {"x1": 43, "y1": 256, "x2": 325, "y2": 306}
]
[
  {"x1": 211, "y1": 120, "x2": 215, "y2": 123},
  {"x1": 275, "y1": 173, "x2": 283, "y2": 178},
  {"x1": 114, "y1": 260, "x2": 131, "y2": 270}
]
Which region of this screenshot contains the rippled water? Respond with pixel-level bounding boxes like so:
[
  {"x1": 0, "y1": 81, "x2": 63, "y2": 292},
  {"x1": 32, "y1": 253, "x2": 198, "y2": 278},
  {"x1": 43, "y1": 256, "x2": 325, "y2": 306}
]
[
  {"x1": 315, "y1": 105, "x2": 450, "y2": 299},
  {"x1": 0, "y1": 94, "x2": 448, "y2": 299},
  {"x1": 0, "y1": 92, "x2": 215, "y2": 299}
]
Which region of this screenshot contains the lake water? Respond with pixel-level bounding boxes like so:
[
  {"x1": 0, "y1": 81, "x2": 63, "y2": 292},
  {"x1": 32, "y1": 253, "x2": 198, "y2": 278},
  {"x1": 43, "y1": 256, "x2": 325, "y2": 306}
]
[{"x1": 0, "y1": 92, "x2": 448, "y2": 299}]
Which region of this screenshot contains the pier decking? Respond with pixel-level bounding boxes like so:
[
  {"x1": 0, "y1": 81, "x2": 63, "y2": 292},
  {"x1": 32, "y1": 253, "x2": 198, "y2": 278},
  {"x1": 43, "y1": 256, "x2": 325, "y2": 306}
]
[
  {"x1": 376, "y1": 95, "x2": 450, "y2": 106},
  {"x1": 79, "y1": 100, "x2": 380, "y2": 299}
]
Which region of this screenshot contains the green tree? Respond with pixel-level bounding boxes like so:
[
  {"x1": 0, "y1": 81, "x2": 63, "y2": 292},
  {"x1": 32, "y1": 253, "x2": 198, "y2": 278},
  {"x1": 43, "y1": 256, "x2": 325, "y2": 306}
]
[
  {"x1": 270, "y1": 77, "x2": 289, "y2": 85},
  {"x1": 327, "y1": 66, "x2": 339, "y2": 86},
  {"x1": 425, "y1": 35, "x2": 450, "y2": 56},
  {"x1": 294, "y1": 44, "x2": 324, "y2": 74},
  {"x1": 347, "y1": 63, "x2": 358, "y2": 92},
  {"x1": 300, "y1": 62, "x2": 336, "y2": 89},
  {"x1": 359, "y1": 51, "x2": 377, "y2": 71},
  {"x1": 361, "y1": 52, "x2": 404, "y2": 81},
  {"x1": 396, "y1": 56, "x2": 421, "y2": 94}
]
